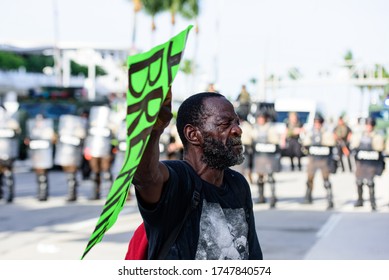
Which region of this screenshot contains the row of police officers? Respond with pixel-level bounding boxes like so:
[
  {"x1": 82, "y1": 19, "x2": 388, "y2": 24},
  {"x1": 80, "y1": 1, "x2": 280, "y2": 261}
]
[
  {"x1": 234, "y1": 111, "x2": 389, "y2": 211},
  {"x1": 0, "y1": 105, "x2": 124, "y2": 203},
  {"x1": 1, "y1": 104, "x2": 389, "y2": 210}
]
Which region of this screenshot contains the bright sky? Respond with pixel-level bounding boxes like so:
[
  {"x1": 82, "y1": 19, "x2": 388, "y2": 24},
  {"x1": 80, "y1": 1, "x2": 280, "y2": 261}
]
[{"x1": 1, "y1": 0, "x2": 389, "y2": 118}]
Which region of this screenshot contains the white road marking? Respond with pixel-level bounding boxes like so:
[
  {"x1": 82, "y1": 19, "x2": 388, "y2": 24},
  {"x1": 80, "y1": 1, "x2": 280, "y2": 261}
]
[{"x1": 316, "y1": 214, "x2": 342, "y2": 238}]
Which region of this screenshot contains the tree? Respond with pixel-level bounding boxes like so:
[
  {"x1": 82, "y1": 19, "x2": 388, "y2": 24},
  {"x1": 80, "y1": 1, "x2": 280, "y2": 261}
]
[
  {"x1": 344, "y1": 49, "x2": 353, "y2": 62},
  {"x1": 24, "y1": 54, "x2": 54, "y2": 73},
  {"x1": 179, "y1": 0, "x2": 200, "y2": 34},
  {"x1": 288, "y1": 67, "x2": 302, "y2": 80},
  {"x1": 343, "y1": 49, "x2": 355, "y2": 71},
  {"x1": 0, "y1": 51, "x2": 25, "y2": 70},
  {"x1": 164, "y1": 0, "x2": 180, "y2": 35},
  {"x1": 129, "y1": 0, "x2": 142, "y2": 51},
  {"x1": 70, "y1": 61, "x2": 107, "y2": 77},
  {"x1": 141, "y1": 0, "x2": 165, "y2": 32},
  {"x1": 178, "y1": 0, "x2": 200, "y2": 91}
]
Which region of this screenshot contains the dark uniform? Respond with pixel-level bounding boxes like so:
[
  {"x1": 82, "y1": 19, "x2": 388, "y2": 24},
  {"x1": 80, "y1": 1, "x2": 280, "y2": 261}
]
[
  {"x1": 0, "y1": 106, "x2": 21, "y2": 203},
  {"x1": 235, "y1": 85, "x2": 252, "y2": 121},
  {"x1": 26, "y1": 115, "x2": 55, "y2": 201},
  {"x1": 231, "y1": 113, "x2": 254, "y2": 184},
  {"x1": 83, "y1": 106, "x2": 114, "y2": 200},
  {"x1": 282, "y1": 112, "x2": 304, "y2": 171},
  {"x1": 252, "y1": 112, "x2": 281, "y2": 208},
  {"x1": 302, "y1": 114, "x2": 336, "y2": 209},
  {"x1": 54, "y1": 114, "x2": 87, "y2": 201},
  {"x1": 350, "y1": 117, "x2": 385, "y2": 211},
  {"x1": 333, "y1": 116, "x2": 353, "y2": 172}
]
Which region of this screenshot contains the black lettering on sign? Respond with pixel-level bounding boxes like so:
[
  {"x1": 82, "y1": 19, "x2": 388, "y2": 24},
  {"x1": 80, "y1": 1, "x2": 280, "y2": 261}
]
[
  {"x1": 167, "y1": 41, "x2": 184, "y2": 85},
  {"x1": 128, "y1": 49, "x2": 164, "y2": 98}
]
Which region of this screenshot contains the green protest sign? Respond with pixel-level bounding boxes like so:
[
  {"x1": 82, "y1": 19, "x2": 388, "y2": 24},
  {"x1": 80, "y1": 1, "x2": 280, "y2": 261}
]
[{"x1": 81, "y1": 25, "x2": 192, "y2": 259}]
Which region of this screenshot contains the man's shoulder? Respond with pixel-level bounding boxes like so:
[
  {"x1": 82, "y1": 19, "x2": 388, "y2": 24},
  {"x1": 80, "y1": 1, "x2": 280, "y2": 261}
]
[
  {"x1": 162, "y1": 159, "x2": 185, "y2": 169},
  {"x1": 161, "y1": 160, "x2": 199, "y2": 182},
  {"x1": 225, "y1": 168, "x2": 249, "y2": 186}
]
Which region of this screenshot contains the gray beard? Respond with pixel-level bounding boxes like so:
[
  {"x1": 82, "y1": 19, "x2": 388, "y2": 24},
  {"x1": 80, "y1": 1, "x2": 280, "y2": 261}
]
[{"x1": 201, "y1": 135, "x2": 245, "y2": 170}]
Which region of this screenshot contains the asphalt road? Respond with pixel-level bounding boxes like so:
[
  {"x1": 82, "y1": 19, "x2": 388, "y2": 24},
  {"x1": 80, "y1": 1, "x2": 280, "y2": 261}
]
[{"x1": 0, "y1": 157, "x2": 389, "y2": 260}]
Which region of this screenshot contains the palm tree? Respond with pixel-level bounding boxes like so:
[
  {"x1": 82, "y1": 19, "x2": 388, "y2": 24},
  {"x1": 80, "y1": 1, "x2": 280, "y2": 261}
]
[
  {"x1": 179, "y1": 0, "x2": 200, "y2": 34},
  {"x1": 164, "y1": 0, "x2": 180, "y2": 36},
  {"x1": 141, "y1": 0, "x2": 166, "y2": 45},
  {"x1": 180, "y1": 58, "x2": 196, "y2": 94},
  {"x1": 343, "y1": 50, "x2": 354, "y2": 69},
  {"x1": 288, "y1": 67, "x2": 302, "y2": 80},
  {"x1": 178, "y1": 0, "x2": 200, "y2": 91},
  {"x1": 130, "y1": 0, "x2": 142, "y2": 53}
]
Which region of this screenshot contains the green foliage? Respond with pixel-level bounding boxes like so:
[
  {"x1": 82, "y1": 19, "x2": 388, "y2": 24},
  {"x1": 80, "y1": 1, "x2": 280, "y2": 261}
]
[
  {"x1": 24, "y1": 54, "x2": 54, "y2": 72},
  {"x1": 344, "y1": 50, "x2": 353, "y2": 62},
  {"x1": 180, "y1": 59, "x2": 194, "y2": 75},
  {"x1": 375, "y1": 64, "x2": 389, "y2": 79},
  {"x1": 141, "y1": 0, "x2": 165, "y2": 16},
  {"x1": 0, "y1": 51, "x2": 106, "y2": 76},
  {"x1": 0, "y1": 51, "x2": 25, "y2": 70},
  {"x1": 288, "y1": 67, "x2": 302, "y2": 80},
  {"x1": 179, "y1": 0, "x2": 199, "y2": 19},
  {"x1": 164, "y1": 0, "x2": 180, "y2": 13},
  {"x1": 70, "y1": 61, "x2": 107, "y2": 76}
]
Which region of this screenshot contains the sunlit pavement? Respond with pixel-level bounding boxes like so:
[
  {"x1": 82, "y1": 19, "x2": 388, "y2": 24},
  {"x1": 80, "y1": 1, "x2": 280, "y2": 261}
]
[{"x1": 0, "y1": 158, "x2": 388, "y2": 260}]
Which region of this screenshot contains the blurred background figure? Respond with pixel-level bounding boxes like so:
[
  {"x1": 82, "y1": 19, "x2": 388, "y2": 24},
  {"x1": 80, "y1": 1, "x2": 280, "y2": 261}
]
[
  {"x1": 112, "y1": 116, "x2": 134, "y2": 201},
  {"x1": 281, "y1": 112, "x2": 304, "y2": 171},
  {"x1": 302, "y1": 113, "x2": 336, "y2": 210},
  {"x1": 80, "y1": 110, "x2": 91, "y2": 180},
  {"x1": 235, "y1": 84, "x2": 252, "y2": 121},
  {"x1": 166, "y1": 120, "x2": 183, "y2": 160},
  {"x1": 54, "y1": 114, "x2": 87, "y2": 202},
  {"x1": 25, "y1": 114, "x2": 56, "y2": 201},
  {"x1": 206, "y1": 83, "x2": 218, "y2": 92},
  {"x1": 252, "y1": 111, "x2": 281, "y2": 208},
  {"x1": 0, "y1": 104, "x2": 21, "y2": 203},
  {"x1": 350, "y1": 117, "x2": 386, "y2": 211},
  {"x1": 83, "y1": 106, "x2": 114, "y2": 200},
  {"x1": 333, "y1": 115, "x2": 353, "y2": 172},
  {"x1": 114, "y1": 117, "x2": 127, "y2": 168},
  {"x1": 232, "y1": 112, "x2": 254, "y2": 184}
]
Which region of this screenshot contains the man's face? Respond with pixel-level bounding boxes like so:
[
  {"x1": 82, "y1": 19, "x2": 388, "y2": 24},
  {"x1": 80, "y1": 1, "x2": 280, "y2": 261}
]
[{"x1": 199, "y1": 97, "x2": 244, "y2": 170}]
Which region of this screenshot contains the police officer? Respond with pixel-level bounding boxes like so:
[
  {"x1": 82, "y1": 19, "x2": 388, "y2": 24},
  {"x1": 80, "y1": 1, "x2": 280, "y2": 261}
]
[
  {"x1": 83, "y1": 106, "x2": 114, "y2": 200},
  {"x1": 252, "y1": 111, "x2": 281, "y2": 208},
  {"x1": 166, "y1": 121, "x2": 184, "y2": 160},
  {"x1": 231, "y1": 112, "x2": 255, "y2": 183},
  {"x1": 114, "y1": 117, "x2": 127, "y2": 168},
  {"x1": 25, "y1": 114, "x2": 56, "y2": 201},
  {"x1": 302, "y1": 113, "x2": 336, "y2": 210},
  {"x1": 350, "y1": 117, "x2": 385, "y2": 211},
  {"x1": 0, "y1": 105, "x2": 21, "y2": 203},
  {"x1": 54, "y1": 114, "x2": 87, "y2": 202},
  {"x1": 235, "y1": 85, "x2": 252, "y2": 121},
  {"x1": 281, "y1": 112, "x2": 304, "y2": 171},
  {"x1": 333, "y1": 116, "x2": 353, "y2": 172}
]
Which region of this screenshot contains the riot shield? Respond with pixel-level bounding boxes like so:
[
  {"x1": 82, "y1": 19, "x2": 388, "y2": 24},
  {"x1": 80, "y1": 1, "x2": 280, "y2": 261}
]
[
  {"x1": 0, "y1": 114, "x2": 19, "y2": 161},
  {"x1": 54, "y1": 114, "x2": 86, "y2": 167},
  {"x1": 84, "y1": 106, "x2": 112, "y2": 158},
  {"x1": 117, "y1": 119, "x2": 127, "y2": 154},
  {"x1": 27, "y1": 117, "x2": 54, "y2": 169}
]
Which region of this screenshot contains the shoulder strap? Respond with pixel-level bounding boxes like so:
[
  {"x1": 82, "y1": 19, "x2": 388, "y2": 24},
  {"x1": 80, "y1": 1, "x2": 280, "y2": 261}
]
[{"x1": 155, "y1": 161, "x2": 202, "y2": 260}]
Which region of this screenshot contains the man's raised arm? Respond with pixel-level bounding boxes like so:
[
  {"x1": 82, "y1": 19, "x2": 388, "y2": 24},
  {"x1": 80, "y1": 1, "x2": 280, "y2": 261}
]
[{"x1": 133, "y1": 89, "x2": 173, "y2": 204}]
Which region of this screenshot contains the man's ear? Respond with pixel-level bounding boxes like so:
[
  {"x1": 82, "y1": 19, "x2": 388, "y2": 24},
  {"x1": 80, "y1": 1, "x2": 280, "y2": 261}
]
[{"x1": 184, "y1": 124, "x2": 201, "y2": 146}]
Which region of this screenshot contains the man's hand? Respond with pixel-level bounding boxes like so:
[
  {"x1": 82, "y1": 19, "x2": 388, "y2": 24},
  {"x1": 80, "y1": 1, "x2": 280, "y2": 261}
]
[{"x1": 153, "y1": 88, "x2": 173, "y2": 133}]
